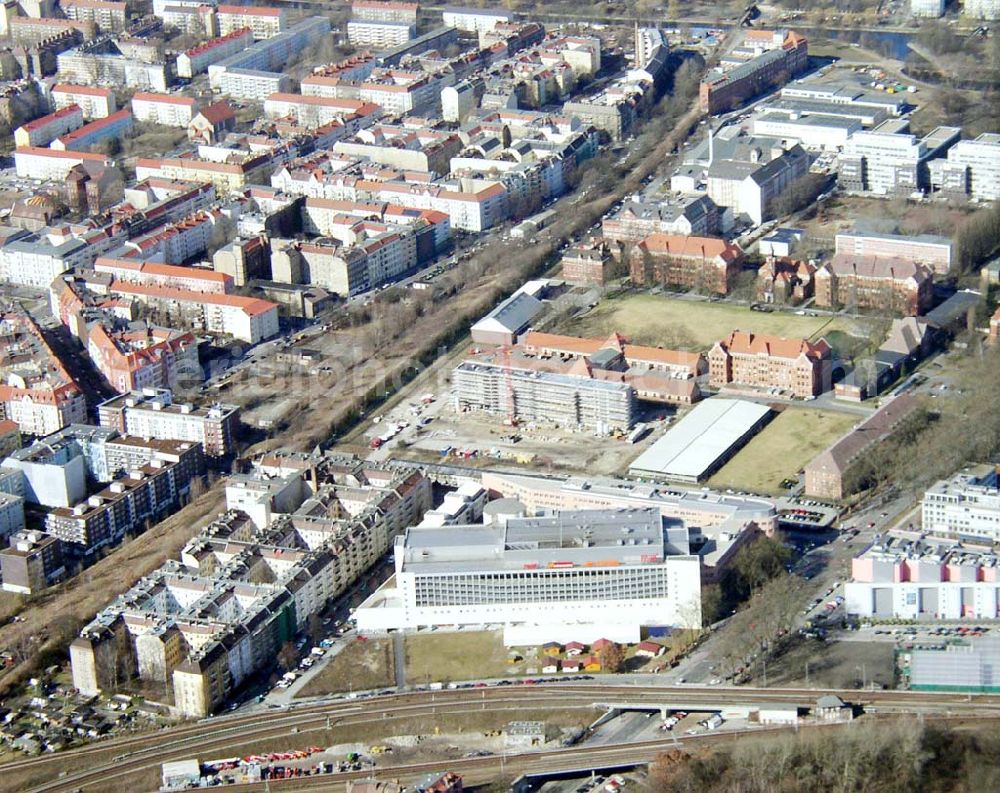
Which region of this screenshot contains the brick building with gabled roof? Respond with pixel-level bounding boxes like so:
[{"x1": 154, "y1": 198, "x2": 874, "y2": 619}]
[
  {"x1": 629, "y1": 233, "x2": 744, "y2": 295},
  {"x1": 708, "y1": 330, "x2": 832, "y2": 398}
]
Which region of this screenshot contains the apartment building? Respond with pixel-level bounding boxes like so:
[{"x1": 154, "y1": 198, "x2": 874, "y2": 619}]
[
  {"x1": 135, "y1": 153, "x2": 265, "y2": 193},
  {"x1": 176, "y1": 28, "x2": 255, "y2": 78},
  {"x1": 0, "y1": 493, "x2": 25, "y2": 542},
  {"x1": 71, "y1": 457, "x2": 431, "y2": 715},
  {"x1": 13, "y1": 104, "x2": 83, "y2": 148},
  {"x1": 13, "y1": 147, "x2": 112, "y2": 180},
  {"x1": 708, "y1": 330, "x2": 832, "y2": 398},
  {"x1": 346, "y1": 19, "x2": 415, "y2": 47},
  {"x1": 922, "y1": 467, "x2": 1000, "y2": 543},
  {"x1": 131, "y1": 93, "x2": 199, "y2": 128},
  {"x1": 835, "y1": 231, "x2": 953, "y2": 276},
  {"x1": 442, "y1": 6, "x2": 512, "y2": 32},
  {"x1": 207, "y1": 16, "x2": 331, "y2": 89},
  {"x1": 838, "y1": 124, "x2": 960, "y2": 196},
  {"x1": 0, "y1": 313, "x2": 87, "y2": 436},
  {"x1": 86, "y1": 323, "x2": 200, "y2": 395},
  {"x1": 216, "y1": 4, "x2": 287, "y2": 39},
  {"x1": 62, "y1": 0, "x2": 127, "y2": 32},
  {"x1": 699, "y1": 29, "x2": 808, "y2": 114},
  {"x1": 263, "y1": 94, "x2": 381, "y2": 129},
  {"x1": 0, "y1": 228, "x2": 92, "y2": 288},
  {"x1": 216, "y1": 67, "x2": 292, "y2": 101},
  {"x1": 0, "y1": 530, "x2": 64, "y2": 595},
  {"x1": 105, "y1": 281, "x2": 279, "y2": 344},
  {"x1": 99, "y1": 388, "x2": 240, "y2": 458},
  {"x1": 50, "y1": 109, "x2": 133, "y2": 152},
  {"x1": 46, "y1": 454, "x2": 198, "y2": 557},
  {"x1": 51, "y1": 83, "x2": 116, "y2": 119},
  {"x1": 93, "y1": 259, "x2": 231, "y2": 294},
  {"x1": 351, "y1": 1, "x2": 418, "y2": 22},
  {"x1": 629, "y1": 233, "x2": 744, "y2": 295},
  {"x1": 57, "y1": 46, "x2": 170, "y2": 92},
  {"x1": 602, "y1": 194, "x2": 719, "y2": 243},
  {"x1": 804, "y1": 393, "x2": 922, "y2": 500},
  {"x1": 929, "y1": 133, "x2": 1000, "y2": 201}
]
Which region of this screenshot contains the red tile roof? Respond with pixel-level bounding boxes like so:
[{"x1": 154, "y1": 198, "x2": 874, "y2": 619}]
[
  {"x1": 716, "y1": 330, "x2": 830, "y2": 361},
  {"x1": 132, "y1": 92, "x2": 198, "y2": 107},
  {"x1": 19, "y1": 104, "x2": 82, "y2": 132}
]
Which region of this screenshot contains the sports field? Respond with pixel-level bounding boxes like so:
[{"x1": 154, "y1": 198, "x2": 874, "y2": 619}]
[
  {"x1": 566, "y1": 294, "x2": 872, "y2": 351},
  {"x1": 708, "y1": 408, "x2": 860, "y2": 495}
]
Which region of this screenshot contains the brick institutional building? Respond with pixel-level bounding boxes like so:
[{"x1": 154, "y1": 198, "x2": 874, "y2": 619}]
[
  {"x1": 756, "y1": 256, "x2": 815, "y2": 304},
  {"x1": 814, "y1": 254, "x2": 934, "y2": 316},
  {"x1": 561, "y1": 238, "x2": 615, "y2": 285},
  {"x1": 699, "y1": 29, "x2": 808, "y2": 114},
  {"x1": 629, "y1": 233, "x2": 743, "y2": 295},
  {"x1": 708, "y1": 330, "x2": 832, "y2": 398}
]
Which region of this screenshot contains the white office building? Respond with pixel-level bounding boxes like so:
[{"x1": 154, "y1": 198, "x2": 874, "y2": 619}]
[
  {"x1": 922, "y1": 467, "x2": 1000, "y2": 542},
  {"x1": 930, "y1": 133, "x2": 1000, "y2": 201},
  {"x1": 910, "y1": 0, "x2": 945, "y2": 17},
  {"x1": 354, "y1": 507, "x2": 702, "y2": 645},
  {"x1": 964, "y1": 0, "x2": 1000, "y2": 20}
]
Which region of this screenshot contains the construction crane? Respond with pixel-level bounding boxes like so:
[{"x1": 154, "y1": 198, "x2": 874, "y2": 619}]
[{"x1": 500, "y1": 345, "x2": 518, "y2": 427}]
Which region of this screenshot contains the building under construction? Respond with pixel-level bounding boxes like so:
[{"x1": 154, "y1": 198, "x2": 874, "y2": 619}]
[{"x1": 452, "y1": 358, "x2": 638, "y2": 434}]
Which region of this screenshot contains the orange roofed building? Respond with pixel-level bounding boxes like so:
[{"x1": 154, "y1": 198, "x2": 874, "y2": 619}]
[
  {"x1": 629, "y1": 233, "x2": 744, "y2": 295},
  {"x1": 708, "y1": 330, "x2": 832, "y2": 398},
  {"x1": 86, "y1": 323, "x2": 200, "y2": 394}
]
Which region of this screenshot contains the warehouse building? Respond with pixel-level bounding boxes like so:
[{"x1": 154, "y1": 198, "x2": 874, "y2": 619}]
[
  {"x1": 846, "y1": 537, "x2": 1000, "y2": 621},
  {"x1": 906, "y1": 638, "x2": 1000, "y2": 693},
  {"x1": 629, "y1": 398, "x2": 772, "y2": 483}
]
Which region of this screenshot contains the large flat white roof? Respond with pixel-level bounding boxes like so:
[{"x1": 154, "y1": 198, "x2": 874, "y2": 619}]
[{"x1": 629, "y1": 398, "x2": 771, "y2": 481}]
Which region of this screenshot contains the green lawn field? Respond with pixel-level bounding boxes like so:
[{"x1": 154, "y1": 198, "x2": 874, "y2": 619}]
[
  {"x1": 565, "y1": 294, "x2": 874, "y2": 351},
  {"x1": 708, "y1": 407, "x2": 860, "y2": 494}
]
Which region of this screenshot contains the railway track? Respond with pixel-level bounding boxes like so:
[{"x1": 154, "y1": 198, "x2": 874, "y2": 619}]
[{"x1": 9, "y1": 684, "x2": 1000, "y2": 792}]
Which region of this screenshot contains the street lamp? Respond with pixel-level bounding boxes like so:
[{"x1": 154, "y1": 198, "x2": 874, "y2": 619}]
[{"x1": 855, "y1": 663, "x2": 866, "y2": 689}]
